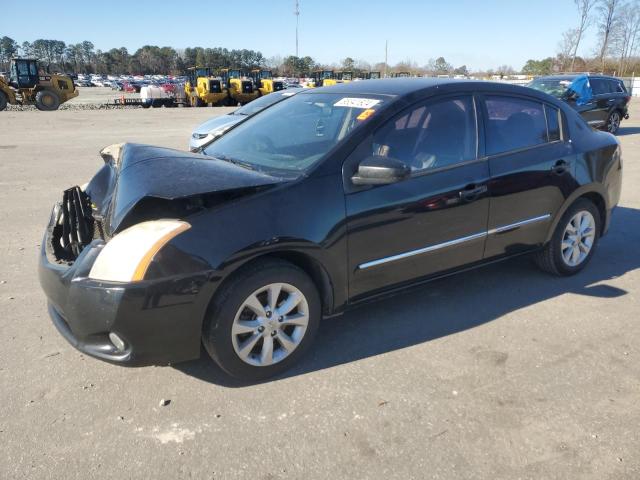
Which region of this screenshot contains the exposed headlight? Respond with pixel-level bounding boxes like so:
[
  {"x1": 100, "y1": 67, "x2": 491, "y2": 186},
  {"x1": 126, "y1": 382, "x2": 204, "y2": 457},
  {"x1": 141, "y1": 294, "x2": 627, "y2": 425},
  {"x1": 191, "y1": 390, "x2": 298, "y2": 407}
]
[
  {"x1": 192, "y1": 132, "x2": 210, "y2": 140},
  {"x1": 89, "y1": 220, "x2": 191, "y2": 282}
]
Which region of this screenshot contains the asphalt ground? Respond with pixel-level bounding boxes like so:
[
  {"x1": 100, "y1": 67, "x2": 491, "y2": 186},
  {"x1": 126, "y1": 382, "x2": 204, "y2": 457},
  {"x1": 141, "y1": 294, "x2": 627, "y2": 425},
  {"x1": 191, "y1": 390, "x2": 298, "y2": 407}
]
[{"x1": 0, "y1": 100, "x2": 639, "y2": 480}]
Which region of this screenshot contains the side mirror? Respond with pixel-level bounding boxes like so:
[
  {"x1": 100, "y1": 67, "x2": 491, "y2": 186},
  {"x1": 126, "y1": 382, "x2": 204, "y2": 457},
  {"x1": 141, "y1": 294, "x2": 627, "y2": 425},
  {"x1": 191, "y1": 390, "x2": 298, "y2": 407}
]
[{"x1": 351, "y1": 155, "x2": 411, "y2": 185}]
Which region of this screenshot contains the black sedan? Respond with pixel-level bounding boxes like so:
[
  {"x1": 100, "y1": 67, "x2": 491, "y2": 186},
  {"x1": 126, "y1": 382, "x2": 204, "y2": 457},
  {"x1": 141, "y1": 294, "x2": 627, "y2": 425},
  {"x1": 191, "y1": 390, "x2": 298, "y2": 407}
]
[{"x1": 39, "y1": 79, "x2": 622, "y2": 380}]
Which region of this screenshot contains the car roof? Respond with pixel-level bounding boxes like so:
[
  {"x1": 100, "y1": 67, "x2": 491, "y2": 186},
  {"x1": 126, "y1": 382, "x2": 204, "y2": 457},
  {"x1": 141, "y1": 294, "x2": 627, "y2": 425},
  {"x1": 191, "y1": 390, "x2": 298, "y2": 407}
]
[
  {"x1": 308, "y1": 78, "x2": 470, "y2": 96},
  {"x1": 303, "y1": 78, "x2": 566, "y2": 106}
]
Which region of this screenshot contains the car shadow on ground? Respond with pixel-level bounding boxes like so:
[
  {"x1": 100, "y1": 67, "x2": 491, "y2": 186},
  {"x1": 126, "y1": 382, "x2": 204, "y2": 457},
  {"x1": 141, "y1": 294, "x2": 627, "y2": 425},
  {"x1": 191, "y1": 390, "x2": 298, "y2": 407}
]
[
  {"x1": 617, "y1": 126, "x2": 640, "y2": 136},
  {"x1": 174, "y1": 206, "x2": 640, "y2": 387}
]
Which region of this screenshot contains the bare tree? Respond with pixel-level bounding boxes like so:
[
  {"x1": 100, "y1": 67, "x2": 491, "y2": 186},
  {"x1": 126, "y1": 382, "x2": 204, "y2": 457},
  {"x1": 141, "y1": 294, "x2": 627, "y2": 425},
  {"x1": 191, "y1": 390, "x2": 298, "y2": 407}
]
[
  {"x1": 596, "y1": 0, "x2": 621, "y2": 72},
  {"x1": 612, "y1": 1, "x2": 640, "y2": 75},
  {"x1": 571, "y1": 0, "x2": 596, "y2": 71},
  {"x1": 559, "y1": 29, "x2": 580, "y2": 71}
]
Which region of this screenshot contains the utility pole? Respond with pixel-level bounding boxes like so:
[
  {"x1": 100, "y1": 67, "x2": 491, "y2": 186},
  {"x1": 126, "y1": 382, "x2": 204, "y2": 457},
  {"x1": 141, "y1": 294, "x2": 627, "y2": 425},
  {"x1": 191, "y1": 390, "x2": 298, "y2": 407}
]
[
  {"x1": 294, "y1": 0, "x2": 300, "y2": 58},
  {"x1": 384, "y1": 40, "x2": 388, "y2": 78}
]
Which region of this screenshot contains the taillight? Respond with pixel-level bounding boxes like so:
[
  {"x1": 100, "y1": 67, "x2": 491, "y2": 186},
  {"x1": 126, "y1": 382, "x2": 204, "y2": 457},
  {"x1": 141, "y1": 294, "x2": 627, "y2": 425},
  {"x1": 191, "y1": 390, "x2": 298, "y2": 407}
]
[{"x1": 624, "y1": 96, "x2": 631, "y2": 103}]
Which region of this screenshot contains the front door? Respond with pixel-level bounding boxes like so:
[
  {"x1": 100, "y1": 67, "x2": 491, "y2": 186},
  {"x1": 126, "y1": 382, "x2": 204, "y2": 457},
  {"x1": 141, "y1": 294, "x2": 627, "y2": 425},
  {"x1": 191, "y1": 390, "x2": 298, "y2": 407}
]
[{"x1": 345, "y1": 95, "x2": 490, "y2": 300}]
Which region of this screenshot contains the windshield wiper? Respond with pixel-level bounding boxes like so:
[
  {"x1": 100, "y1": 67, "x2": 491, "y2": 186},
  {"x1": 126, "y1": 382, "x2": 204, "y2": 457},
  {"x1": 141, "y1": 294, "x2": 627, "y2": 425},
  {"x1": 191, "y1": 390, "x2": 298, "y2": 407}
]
[{"x1": 214, "y1": 154, "x2": 257, "y2": 171}]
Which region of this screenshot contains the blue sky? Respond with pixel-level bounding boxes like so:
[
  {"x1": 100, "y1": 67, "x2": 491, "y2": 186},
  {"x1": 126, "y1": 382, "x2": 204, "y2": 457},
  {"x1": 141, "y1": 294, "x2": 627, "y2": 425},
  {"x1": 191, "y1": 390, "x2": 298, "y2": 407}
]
[{"x1": 1, "y1": 0, "x2": 599, "y2": 70}]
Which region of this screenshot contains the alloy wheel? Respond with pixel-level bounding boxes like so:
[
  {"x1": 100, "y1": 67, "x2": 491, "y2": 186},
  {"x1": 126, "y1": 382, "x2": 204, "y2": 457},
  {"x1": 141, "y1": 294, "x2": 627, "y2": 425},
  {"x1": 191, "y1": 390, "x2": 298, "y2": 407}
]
[
  {"x1": 607, "y1": 112, "x2": 621, "y2": 133},
  {"x1": 231, "y1": 283, "x2": 309, "y2": 367},
  {"x1": 561, "y1": 210, "x2": 596, "y2": 267}
]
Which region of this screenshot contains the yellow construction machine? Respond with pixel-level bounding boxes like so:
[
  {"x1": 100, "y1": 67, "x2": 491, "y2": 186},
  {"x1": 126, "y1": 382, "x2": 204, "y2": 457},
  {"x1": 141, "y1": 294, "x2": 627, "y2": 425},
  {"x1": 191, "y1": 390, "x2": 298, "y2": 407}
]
[
  {"x1": 184, "y1": 67, "x2": 228, "y2": 107},
  {"x1": 222, "y1": 69, "x2": 260, "y2": 105},
  {"x1": 309, "y1": 70, "x2": 336, "y2": 88},
  {"x1": 336, "y1": 71, "x2": 353, "y2": 82},
  {"x1": 250, "y1": 69, "x2": 285, "y2": 96},
  {"x1": 0, "y1": 58, "x2": 77, "y2": 111}
]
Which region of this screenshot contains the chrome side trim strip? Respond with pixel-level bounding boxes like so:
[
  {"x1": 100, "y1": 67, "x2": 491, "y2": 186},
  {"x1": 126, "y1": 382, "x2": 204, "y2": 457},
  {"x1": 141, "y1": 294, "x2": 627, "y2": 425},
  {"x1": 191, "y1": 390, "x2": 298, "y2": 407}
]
[
  {"x1": 358, "y1": 231, "x2": 487, "y2": 270},
  {"x1": 487, "y1": 214, "x2": 551, "y2": 235},
  {"x1": 357, "y1": 214, "x2": 552, "y2": 271}
]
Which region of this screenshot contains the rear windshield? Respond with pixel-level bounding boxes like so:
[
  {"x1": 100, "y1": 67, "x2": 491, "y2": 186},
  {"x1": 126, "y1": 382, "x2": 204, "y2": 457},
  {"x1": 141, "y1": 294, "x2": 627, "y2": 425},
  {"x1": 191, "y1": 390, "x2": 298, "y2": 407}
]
[{"x1": 203, "y1": 93, "x2": 387, "y2": 173}]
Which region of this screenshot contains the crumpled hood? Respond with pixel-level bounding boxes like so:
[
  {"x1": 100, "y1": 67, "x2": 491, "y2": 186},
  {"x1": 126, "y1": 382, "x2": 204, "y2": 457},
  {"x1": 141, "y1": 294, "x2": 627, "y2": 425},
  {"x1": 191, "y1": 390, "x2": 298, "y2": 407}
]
[{"x1": 86, "y1": 143, "x2": 286, "y2": 234}]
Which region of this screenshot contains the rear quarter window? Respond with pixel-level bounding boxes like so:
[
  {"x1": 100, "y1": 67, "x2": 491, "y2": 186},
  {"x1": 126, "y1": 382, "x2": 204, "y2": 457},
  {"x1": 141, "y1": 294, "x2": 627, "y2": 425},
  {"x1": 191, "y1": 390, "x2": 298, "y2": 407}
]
[{"x1": 545, "y1": 105, "x2": 561, "y2": 142}]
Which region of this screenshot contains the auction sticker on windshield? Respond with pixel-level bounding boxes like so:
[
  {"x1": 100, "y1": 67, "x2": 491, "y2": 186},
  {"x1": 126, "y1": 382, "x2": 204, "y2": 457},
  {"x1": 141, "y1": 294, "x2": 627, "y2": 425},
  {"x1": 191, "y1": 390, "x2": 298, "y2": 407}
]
[{"x1": 334, "y1": 98, "x2": 381, "y2": 109}]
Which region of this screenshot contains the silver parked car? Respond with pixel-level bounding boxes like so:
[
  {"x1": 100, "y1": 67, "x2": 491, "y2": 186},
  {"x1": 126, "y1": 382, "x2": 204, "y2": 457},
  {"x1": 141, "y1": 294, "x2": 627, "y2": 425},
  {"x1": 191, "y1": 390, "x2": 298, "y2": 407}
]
[{"x1": 189, "y1": 90, "x2": 299, "y2": 151}]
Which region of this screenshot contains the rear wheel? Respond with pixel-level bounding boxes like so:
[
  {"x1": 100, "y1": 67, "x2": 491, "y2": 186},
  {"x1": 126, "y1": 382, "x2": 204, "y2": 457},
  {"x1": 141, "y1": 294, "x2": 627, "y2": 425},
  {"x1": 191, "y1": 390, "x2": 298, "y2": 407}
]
[
  {"x1": 606, "y1": 110, "x2": 621, "y2": 134},
  {"x1": 0, "y1": 91, "x2": 7, "y2": 111},
  {"x1": 534, "y1": 198, "x2": 601, "y2": 276},
  {"x1": 203, "y1": 259, "x2": 321, "y2": 381},
  {"x1": 35, "y1": 90, "x2": 61, "y2": 111}
]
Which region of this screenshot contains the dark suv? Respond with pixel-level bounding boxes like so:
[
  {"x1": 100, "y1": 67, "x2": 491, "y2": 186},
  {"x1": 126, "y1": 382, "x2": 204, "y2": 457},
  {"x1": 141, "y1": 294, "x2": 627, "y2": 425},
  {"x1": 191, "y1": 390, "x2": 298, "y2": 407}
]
[{"x1": 528, "y1": 74, "x2": 631, "y2": 134}]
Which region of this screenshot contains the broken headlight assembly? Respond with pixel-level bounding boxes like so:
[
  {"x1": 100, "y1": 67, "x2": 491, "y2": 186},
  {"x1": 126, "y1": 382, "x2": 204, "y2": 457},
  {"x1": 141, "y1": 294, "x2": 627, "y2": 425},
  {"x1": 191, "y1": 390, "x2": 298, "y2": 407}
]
[{"x1": 88, "y1": 220, "x2": 191, "y2": 282}]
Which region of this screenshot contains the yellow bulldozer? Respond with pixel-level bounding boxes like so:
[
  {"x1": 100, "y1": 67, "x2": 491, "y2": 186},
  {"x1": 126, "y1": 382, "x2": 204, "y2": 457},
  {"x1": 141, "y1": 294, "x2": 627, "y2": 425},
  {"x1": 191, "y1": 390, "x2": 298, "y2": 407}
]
[
  {"x1": 184, "y1": 67, "x2": 228, "y2": 107},
  {"x1": 0, "y1": 58, "x2": 77, "y2": 111},
  {"x1": 222, "y1": 69, "x2": 260, "y2": 105},
  {"x1": 249, "y1": 69, "x2": 285, "y2": 96}
]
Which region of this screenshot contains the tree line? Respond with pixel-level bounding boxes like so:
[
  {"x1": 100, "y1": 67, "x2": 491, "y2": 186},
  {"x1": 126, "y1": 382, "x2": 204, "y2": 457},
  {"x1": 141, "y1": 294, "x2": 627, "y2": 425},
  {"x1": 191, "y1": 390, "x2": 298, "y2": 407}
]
[
  {"x1": 0, "y1": 38, "x2": 269, "y2": 75},
  {"x1": 523, "y1": 0, "x2": 640, "y2": 75}
]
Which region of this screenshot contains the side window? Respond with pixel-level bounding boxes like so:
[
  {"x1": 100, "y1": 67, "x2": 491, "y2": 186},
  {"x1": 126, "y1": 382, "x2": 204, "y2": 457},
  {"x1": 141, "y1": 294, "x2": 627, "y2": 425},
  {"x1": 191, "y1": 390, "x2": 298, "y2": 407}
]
[
  {"x1": 485, "y1": 96, "x2": 547, "y2": 155},
  {"x1": 545, "y1": 105, "x2": 561, "y2": 142},
  {"x1": 372, "y1": 96, "x2": 477, "y2": 173},
  {"x1": 590, "y1": 79, "x2": 608, "y2": 95},
  {"x1": 611, "y1": 80, "x2": 625, "y2": 93}
]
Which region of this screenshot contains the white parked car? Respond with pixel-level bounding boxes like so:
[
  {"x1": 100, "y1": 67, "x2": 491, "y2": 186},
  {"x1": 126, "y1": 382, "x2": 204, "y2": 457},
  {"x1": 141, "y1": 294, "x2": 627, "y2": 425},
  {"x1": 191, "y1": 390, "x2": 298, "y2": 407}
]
[{"x1": 189, "y1": 90, "x2": 298, "y2": 152}]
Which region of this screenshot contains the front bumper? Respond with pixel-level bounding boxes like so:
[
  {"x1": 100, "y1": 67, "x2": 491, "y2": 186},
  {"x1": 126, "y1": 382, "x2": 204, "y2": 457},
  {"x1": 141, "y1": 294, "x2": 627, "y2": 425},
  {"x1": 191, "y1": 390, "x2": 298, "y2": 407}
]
[{"x1": 38, "y1": 208, "x2": 211, "y2": 366}]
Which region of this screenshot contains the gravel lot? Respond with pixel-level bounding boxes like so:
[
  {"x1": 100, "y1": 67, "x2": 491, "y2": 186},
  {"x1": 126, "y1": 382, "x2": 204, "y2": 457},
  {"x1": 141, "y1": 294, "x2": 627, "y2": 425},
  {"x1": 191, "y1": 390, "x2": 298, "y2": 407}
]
[{"x1": 0, "y1": 101, "x2": 639, "y2": 480}]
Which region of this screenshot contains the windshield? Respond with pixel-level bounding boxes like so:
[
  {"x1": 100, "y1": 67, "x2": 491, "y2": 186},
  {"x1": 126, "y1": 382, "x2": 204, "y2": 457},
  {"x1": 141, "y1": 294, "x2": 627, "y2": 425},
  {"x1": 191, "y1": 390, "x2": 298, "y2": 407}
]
[
  {"x1": 203, "y1": 93, "x2": 387, "y2": 173},
  {"x1": 528, "y1": 78, "x2": 573, "y2": 98},
  {"x1": 233, "y1": 91, "x2": 296, "y2": 116}
]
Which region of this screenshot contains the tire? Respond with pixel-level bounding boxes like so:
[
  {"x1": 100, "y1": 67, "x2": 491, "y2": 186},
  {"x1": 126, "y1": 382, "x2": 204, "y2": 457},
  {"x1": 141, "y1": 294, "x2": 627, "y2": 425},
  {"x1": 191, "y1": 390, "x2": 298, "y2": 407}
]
[
  {"x1": 35, "y1": 90, "x2": 61, "y2": 111},
  {"x1": 534, "y1": 198, "x2": 601, "y2": 276},
  {"x1": 203, "y1": 259, "x2": 321, "y2": 381},
  {"x1": 606, "y1": 110, "x2": 621, "y2": 134},
  {"x1": 0, "y1": 91, "x2": 7, "y2": 111},
  {"x1": 195, "y1": 97, "x2": 205, "y2": 107}
]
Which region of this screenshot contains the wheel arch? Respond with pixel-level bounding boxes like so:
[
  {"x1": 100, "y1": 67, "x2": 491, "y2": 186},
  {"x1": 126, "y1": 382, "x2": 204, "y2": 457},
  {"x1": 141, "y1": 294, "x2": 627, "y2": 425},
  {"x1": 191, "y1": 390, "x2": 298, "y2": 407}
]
[
  {"x1": 212, "y1": 249, "x2": 336, "y2": 318},
  {"x1": 545, "y1": 186, "x2": 608, "y2": 243}
]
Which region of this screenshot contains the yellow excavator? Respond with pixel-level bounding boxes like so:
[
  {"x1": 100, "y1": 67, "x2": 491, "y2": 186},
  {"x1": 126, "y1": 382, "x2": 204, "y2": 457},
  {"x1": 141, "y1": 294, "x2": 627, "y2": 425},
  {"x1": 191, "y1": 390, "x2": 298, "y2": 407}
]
[
  {"x1": 184, "y1": 67, "x2": 227, "y2": 107},
  {"x1": 0, "y1": 58, "x2": 77, "y2": 111},
  {"x1": 222, "y1": 69, "x2": 260, "y2": 105},
  {"x1": 250, "y1": 69, "x2": 284, "y2": 96}
]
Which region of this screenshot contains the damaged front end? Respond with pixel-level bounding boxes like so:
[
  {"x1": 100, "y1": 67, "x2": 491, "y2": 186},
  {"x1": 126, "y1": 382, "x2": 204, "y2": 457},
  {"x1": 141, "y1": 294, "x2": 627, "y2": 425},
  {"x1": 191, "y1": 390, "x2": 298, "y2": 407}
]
[
  {"x1": 46, "y1": 142, "x2": 286, "y2": 266},
  {"x1": 48, "y1": 186, "x2": 99, "y2": 264}
]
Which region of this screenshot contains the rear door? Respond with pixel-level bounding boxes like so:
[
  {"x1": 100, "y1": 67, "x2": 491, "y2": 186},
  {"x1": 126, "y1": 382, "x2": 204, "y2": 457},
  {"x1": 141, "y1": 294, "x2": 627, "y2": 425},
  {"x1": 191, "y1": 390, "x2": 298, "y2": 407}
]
[
  {"x1": 481, "y1": 94, "x2": 575, "y2": 258},
  {"x1": 345, "y1": 94, "x2": 490, "y2": 299},
  {"x1": 588, "y1": 78, "x2": 613, "y2": 127}
]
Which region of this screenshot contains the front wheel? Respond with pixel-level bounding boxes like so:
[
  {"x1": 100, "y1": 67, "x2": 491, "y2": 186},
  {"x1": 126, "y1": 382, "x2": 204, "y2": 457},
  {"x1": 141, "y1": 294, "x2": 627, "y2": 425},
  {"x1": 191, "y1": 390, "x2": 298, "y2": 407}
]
[
  {"x1": 203, "y1": 259, "x2": 321, "y2": 380},
  {"x1": 534, "y1": 198, "x2": 601, "y2": 276},
  {"x1": 35, "y1": 90, "x2": 61, "y2": 111},
  {"x1": 0, "y1": 91, "x2": 7, "y2": 111},
  {"x1": 606, "y1": 110, "x2": 621, "y2": 134}
]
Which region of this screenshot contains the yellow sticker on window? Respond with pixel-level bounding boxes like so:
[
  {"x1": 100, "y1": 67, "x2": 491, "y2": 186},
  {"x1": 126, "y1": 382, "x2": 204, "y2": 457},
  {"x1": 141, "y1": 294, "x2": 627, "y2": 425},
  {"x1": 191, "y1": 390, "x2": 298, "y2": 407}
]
[{"x1": 357, "y1": 109, "x2": 376, "y2": 121}]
